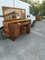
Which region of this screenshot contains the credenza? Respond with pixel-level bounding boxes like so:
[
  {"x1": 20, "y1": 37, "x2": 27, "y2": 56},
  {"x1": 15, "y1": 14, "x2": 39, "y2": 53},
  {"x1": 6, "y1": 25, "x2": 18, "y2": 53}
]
[
  {"x1": 2, "y1": 7, "x2": 31, "y2": 41},
  {"x1": 3, "y1": 19, "x2": 31, "y2": 41}
]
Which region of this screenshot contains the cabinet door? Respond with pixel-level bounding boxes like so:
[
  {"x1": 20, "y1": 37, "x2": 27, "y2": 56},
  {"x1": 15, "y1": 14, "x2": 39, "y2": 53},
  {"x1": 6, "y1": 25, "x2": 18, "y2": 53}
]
[
  {"x1": 20, "y1": 25, "x2": 27, "y2": 35},
  {"x1": 9, "y1": 23, "x2": 20, "y2": 37},
  {"x1": 14, "y1": 24, "x2": 20, "y2": 37}
]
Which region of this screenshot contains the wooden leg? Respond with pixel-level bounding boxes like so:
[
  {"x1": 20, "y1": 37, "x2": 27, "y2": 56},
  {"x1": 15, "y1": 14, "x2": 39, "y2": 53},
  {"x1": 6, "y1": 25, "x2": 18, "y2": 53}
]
[{"x1": 10, "y1": 37, "x2": 15, "y2": 41}]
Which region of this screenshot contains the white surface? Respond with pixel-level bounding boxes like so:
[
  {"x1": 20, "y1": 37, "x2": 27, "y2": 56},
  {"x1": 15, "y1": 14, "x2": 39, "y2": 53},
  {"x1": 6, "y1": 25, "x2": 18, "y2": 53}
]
[
  {"x1": 0, "y1": 0, "x2": 14, "y2": 28},
  {"x1": 0, "y1": 17, "x2": 4, "y2": 27},
  {"x1": 14, "y1": 0, "x2": 29, "y2": 17},
  {"x1": 0, "y1": 0, "x2": 13, "y2": 15}
]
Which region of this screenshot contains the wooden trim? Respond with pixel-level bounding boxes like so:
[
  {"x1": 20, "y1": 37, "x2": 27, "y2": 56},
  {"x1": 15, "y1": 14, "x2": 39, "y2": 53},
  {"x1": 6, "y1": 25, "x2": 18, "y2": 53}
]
[{"x1": 2, "y1": 6, "x2": 25, "y2": 10}]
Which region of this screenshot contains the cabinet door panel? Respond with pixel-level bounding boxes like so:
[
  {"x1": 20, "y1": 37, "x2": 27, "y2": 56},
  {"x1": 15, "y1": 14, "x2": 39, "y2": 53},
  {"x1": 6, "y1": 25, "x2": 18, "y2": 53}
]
[{"x1": 9, "y1": 23, "x2": 20, "y2": 37}]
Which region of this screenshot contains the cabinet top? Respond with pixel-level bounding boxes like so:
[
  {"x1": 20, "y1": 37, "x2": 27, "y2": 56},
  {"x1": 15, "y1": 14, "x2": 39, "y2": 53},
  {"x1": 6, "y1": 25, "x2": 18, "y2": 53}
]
[{"x1": 3, "y1": 19, "x2": 31, "y2": 23}]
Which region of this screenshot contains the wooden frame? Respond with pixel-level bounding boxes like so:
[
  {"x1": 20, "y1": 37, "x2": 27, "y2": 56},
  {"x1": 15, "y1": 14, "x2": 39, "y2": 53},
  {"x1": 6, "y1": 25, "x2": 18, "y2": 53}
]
[{"x1": 2, "y1": 6, "x2": 26, "y2": 21}]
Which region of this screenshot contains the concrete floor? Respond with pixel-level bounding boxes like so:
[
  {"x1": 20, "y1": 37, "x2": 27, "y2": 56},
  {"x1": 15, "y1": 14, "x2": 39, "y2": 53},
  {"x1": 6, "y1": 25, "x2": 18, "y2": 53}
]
[{"x1": 0, "y1": 20, "x2": 45, "y2": 60}]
